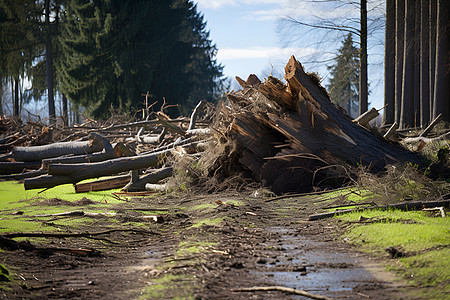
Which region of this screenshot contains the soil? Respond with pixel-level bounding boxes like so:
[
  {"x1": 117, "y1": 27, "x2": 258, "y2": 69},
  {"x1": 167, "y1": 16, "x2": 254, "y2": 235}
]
[{"x1": 1, "y1": 190, "x2": 415, "y2": 299}]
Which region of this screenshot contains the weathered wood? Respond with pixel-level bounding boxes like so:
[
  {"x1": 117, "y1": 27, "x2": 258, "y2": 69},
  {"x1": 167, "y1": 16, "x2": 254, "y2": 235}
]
[
  {"x1": 420, "y1": 113, "x2": 442, "y2": 137},
  {"x1": 353, "y1": 107, "x2": 379, "y2": 127},
  {"x1": 222, "y1": 56, "x2": 425, "y2": 193},
  {"x1": 24, "y1": 149, "x2": 171, "y2": 190},
  {"x1": 122, "y1": 167, "x2": 173, "y2": 192},
  {"x1": 75, "y1": 175, "x2": 131, "y2": 193},
  {"x1": 383, "y1": 122, "x2": 399, "y2": 139},
  {"x1": 13, "y1": 134, "x2": 104, "y2": 162},
  {"x1": 0, "y1": 161, "x2": 42, "y2": 175},
  {"x1": 308, "y1": 199, "x2": 450, "y2": 221},
  {"x1": 188, "y1": 100, "x2": 207, "y2": 130}
]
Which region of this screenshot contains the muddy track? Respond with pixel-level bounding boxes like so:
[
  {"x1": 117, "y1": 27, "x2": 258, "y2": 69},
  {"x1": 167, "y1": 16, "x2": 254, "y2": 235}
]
[{"x1": 1, "y1": 192, "x2": 412, "y2": 299}]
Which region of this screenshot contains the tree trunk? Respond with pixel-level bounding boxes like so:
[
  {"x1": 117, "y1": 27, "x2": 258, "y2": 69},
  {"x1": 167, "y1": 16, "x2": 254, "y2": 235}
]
[
  {"x1": 383, "y1": 0, "x2": 396, "y2": 125},
  {"x1": 62, "y1": 94, "x2": 68, "y2": 126},
  {"x1": 420, "y1": 0, "x2": 430, "y2": 127},
  {"x1": 13, "y1": 77, "x2": 19, "y2": 118},
  {"x1": 394, "y1": 0, "x2": 405, "y2": 124},
  {"x1": 13, "y1": 136, "x2": 104, "y2": 162},
  {"x1": 45, "y1": 0, "x2": 55, "y2": 122},
  {"x1": 359, "y1": 0, "x2": 368, "y2": 115},
  {"x1": 400, "y1": 0, "x2": 415, "y2": 128},
  {"x1": 413, "y1": 0, "x2": 421, "y2": 127},
  {"x1": 432, "y1": 0, "x2": 449, "y2": 120},
  {"x1": 429, "y1": 0, "x2": 437, "y2": 117}
]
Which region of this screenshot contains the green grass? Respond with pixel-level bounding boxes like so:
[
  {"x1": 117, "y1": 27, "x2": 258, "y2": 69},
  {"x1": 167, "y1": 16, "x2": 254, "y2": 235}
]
[
  {"x1": 0, "y1": 180, "x2": 124, "y2": 234},
  {"x1": 139, "y1": 274, "x2": 197, "y2": 300},
  {"x1": 336, "y1": 209, "x2": 450, "y2": 299}
]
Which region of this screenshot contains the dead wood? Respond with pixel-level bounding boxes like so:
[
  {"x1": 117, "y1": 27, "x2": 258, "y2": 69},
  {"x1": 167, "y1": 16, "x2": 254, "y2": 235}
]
[
  {"x1": 12, "y1": 133, "x2": 104, "y2": 162},
  {"x1": 0, "y1": 161, "x2": 42, "y2": 175},
  {"x1": 308, "y1": 199, "x2": 450, "y2": 221},
  {"x1": 0, "y1": 235, "x2": 101, "y2": 257},
  {"x1": 231, "y1": 286, "x2": 332, "y2": 300},
  {"x1": 24, "y1": 149, "x2": 171, "y2": 190},
  {"x1": 122, "y1": 167, "x2": 173, "y2": 192},
  {"x1": 353, "y1": 107, "x2": 379, "y2": 127},
  {"x1": 384, "y1": 122, "x2": 399, "y2": 139},
  {"x1": 2, "y1": 228, "x2": 160, "y2": 239},
  {"x1": 189, "y1": 100, "x2": 207, "y2": 130},
  {"x1": 420, "y1": 113, "x2": 442, "y2": 137},
  {"x1": 0, "y1": 168, "x2": 47, "y2": 181},
  {"x1": 75, "y1": 175, "x2": 131, "y2": 193},
  {"x1": 211, "y1": 56, "x2": 424, "y2": 194}
]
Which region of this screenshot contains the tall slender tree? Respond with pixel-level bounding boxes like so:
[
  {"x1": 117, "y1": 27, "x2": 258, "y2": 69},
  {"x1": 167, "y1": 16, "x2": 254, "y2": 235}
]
[{"x1": 326, "y1": 34, "x2": 360, "y2": 118}]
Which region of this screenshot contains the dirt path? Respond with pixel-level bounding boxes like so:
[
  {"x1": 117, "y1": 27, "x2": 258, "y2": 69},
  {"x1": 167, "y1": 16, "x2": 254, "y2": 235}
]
[{"x1": 1, "y1": 191, "x2": 413, "y2": 299}]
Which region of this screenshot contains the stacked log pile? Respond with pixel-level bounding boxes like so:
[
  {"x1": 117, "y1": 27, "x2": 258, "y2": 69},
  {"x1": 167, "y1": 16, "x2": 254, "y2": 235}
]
[{"x1": 0, "y1": 56, "x2": 447, "y2": 194}]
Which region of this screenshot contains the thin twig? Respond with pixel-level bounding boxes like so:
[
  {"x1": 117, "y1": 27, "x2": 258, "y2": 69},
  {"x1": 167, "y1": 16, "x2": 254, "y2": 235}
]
[{"x1": 231, "y1": 286, "x2": 332, "y2": 300}]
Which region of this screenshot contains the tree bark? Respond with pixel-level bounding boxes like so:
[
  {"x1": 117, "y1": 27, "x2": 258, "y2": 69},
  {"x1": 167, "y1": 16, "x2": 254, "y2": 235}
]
[
  {"x1": 218, "y1": 56, "x2": 424, "y2": 194},
  {"x1": 45, "y1": 0, "x2": 55, "y2": 121},
  {"x1": 62, "y1": 94, "x2": 68, "y2": 126},
  {"x1": 383, "y1": 0, "x2": 396, "y2": 125},
  {"x1": 122, "y1": 167, "x2": 173, "y2": 192},
  {"x1": 429, "y1": 0, "x2": 437, "y2": 117},
  {"x1": 420, "y1": 0, "x2": 430, "y2": 127},
  {"x1": 24, "y1": 149, "x2": 171, "y2": 190},
  {"x1": 432, "y1": 0, "x2": 449, "y2": 121},
  {"x1": 394, "y1": 0, "x2": 405, "y2": 124},
  {"x1": 13, "y1": 135, "x2": 104, "y2": 162},
  {"x1": 359, "y1": 0, "x2": 368, "y2": 115},
  {"x1": 400, "y1": 0, "x2": 416, "y2": 128},
  {"x1": 13, "y1": 77, "x2": 19, "y2": 118}
]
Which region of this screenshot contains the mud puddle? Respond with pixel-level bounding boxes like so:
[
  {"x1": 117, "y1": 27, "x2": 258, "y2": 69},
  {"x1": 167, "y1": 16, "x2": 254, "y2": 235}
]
[{"x1": 254, "y1": 227, "x2": 393, "y2": 298}]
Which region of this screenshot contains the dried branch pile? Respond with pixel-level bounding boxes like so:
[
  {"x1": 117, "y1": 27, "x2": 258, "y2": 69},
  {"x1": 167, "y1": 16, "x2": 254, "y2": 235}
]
[
  {"x1": 204, "y1": 56, "x2": 426, "y2": 193},
  {"x1": 0, "y1": 56, "x2": 447, "y2": 195}
]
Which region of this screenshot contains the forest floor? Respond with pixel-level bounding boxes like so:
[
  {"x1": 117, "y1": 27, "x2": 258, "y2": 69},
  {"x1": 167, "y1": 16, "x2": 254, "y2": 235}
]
[{"x1": 2, "y1": 183, "x2": 438, "y2": 300}]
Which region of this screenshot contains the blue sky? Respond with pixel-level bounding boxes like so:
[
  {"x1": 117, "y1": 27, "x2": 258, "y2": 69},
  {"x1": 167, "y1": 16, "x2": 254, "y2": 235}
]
[{"x1": 195, "y1": 0, "x2": 386, "y2": 110}]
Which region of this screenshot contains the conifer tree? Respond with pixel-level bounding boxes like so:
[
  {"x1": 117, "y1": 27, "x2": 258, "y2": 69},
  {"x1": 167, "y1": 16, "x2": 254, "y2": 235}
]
[
  {"x1": 326, "y1": 34, "x2": 360, "y2": 118},
  {"x1": 57, "y1": 0, "x2": 223, "y2": 119}
]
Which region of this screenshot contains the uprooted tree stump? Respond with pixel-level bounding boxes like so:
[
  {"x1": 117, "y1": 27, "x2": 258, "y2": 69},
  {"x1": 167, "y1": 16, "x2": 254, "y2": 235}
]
[{"x1": 207, "y1": 56, "x2": 424, "y2": 194}]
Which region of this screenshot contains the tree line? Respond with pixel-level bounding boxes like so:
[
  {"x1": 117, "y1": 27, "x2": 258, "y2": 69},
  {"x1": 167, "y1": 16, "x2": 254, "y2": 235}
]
[
  {"x1": 0, "y1": 0, "x2": 225, "y2": 122},
  {"x1": 384, "y1": 0, "x2": 449, "y2": 128}
]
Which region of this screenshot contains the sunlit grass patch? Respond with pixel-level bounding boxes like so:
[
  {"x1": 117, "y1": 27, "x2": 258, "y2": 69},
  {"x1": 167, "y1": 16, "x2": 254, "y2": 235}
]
[
  {"x1": 337, "y1": 209, "x2": 450, "y2": 299},
  {"x1": 139, "y1": 274, "x2": 197, "y2": 300}
]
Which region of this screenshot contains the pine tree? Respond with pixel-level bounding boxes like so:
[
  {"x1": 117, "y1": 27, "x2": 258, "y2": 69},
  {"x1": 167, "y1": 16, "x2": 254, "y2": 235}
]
[
  {"x1": 57, "y1": 0, "x2": 223, "y2": 119},
  {"x1": 326, "y1": 34, "x2": 360, "y2": 118}
]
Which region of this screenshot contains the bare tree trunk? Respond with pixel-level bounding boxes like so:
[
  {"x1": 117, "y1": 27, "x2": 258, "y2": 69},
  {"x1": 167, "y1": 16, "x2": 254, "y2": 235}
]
[
  {"x1": 413, "y1": 0, "x2": 421, "y2": 127},
  {"x1": 359, "y1": 0, "x2": 368, "y2": 115},
  {"x1": 383, "y1": 0, "x2": 396, "y2": 125},
  {"x1": 429, "y1": 0, "x2": 437, "y2": 117},
  {"x1": 62, "y1": 94, "x2": 68, "y2": 126},
  {"x1": 13, "y1": 77, "x2": 19, "y2": 118},
  {"x1": 394, "y1": 0, "x2": 405, "y2": 124},
  {"x1": 400, "y1": 0, "x2": 415, "y2": 128},
  {"x1": 432, "y1": 0, "x2": 449, "y2": 120},
  {"x1": 420, "y1": 0, "x2": 430, "y2": 127},
  {"x1": 45, "y1": 0, "x2": 55, "y2": 122}
]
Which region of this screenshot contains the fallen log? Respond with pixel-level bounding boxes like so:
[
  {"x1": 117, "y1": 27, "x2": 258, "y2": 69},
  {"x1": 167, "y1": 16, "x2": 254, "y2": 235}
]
[
  {"x1": 41, "y1": 142, "x2": 123, "y2": 169},
  {"x1": 122, "y1": 167, "x2": 173, "y2": 192},
  {"x1": 214, "y1": 56, "x2": 424, "y2": 194},
  {"x1": 308, "y1": 199, "x2": 450, "y2": 221},
  {"x1": 12, "y1": 133, "x2": 104, "y2": 162},
  {"x1": 24, "y1": 149, "x2": 171, "y2": 190},
  {"x1": 0, "y1": 161, "x2": 42, "y2": 175}
]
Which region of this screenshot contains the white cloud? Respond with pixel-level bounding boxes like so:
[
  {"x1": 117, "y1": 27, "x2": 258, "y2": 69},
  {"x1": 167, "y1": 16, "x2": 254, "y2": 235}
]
[
  {"x1": 217, "y1": 46, "x2": 319, "y2": 60},
  {"x1": 196, "y1": 0, "x2": 282, "y2": 10}
]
